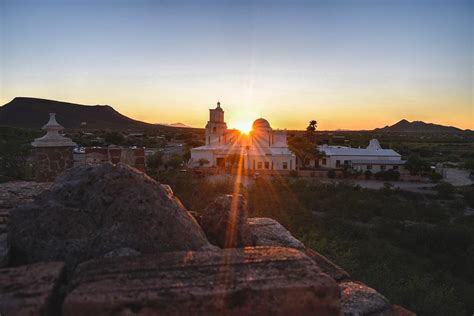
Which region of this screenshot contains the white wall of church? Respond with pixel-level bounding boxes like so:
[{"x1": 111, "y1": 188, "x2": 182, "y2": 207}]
[{"x1": 247, "y1": 155, "x2": 295, "y2": 171}]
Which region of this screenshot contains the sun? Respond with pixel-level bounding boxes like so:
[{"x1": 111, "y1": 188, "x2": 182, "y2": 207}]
[{"x1": 232, "y1": 121, "x2": 253, "y2": 134}]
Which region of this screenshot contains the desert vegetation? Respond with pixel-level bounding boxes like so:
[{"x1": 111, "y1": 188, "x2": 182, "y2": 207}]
[{"x1": 161, "y1": 172, "x2": 474, "y2": 316}]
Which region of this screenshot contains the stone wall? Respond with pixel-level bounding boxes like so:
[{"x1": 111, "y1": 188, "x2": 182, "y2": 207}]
[
  {"x1": 33, "y1": 146, "x2": 74, "y2": 182},
  {"x1": 85, "y1": 147, "x2": 145, "y2": 171}
]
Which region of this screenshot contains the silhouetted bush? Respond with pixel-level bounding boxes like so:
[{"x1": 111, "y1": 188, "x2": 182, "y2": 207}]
[
  {"x1": 289, "y1": 170, "x2": 299, "y2": 177},
  {"x1": 374, "y1": 170, "x2": 400, "y2": 181},
  {"x1": 429, "y1": 172, "x2": 443, "y2": 182}
]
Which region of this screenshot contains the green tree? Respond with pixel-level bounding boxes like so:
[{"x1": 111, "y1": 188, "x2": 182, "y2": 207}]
[
  {"x1": 306, "y1": 120, "x2": 318, "y2": 142},
  {"x1": 405, "y1": 154, "x2": 430, "y2": 175},
  {"x1": 146, "y1": 152, "x2": 163, "y2": 169},
  {"x1": 288, "y1": 136, "x2": 320, "y2": 168},
  {"x1": 104, "y1": 130, "x2": 125, "y2": 145},
  {"x1": 167, "y1": 154, "x2": 183, "y2": 169}
]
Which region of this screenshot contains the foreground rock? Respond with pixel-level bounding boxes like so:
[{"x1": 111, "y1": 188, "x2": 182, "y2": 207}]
[
  {"x1": 64, "y1": 246, "x2": 340, "y2": 316},
  {"x1": 246, "y1": 217, "x2": 350, "y2": 281},
  {"x1": 0, "y1": 233, "x2": 9, "y2": 268},
  {"x1": 201, "y1": 194, "x2": 253, "y2": 248},
  {"x1": 0, "y1": 181, "x2": 51, "y2": 212},
  {"x1": 340, "y1": 280, "x2": 391, "y2": 315},
  {"x1": 0, "y1": 261, "x2": 65, "y2": 315},
  {"x1": 247, "y1": 217, "x2": 305, "y2": 249},
  {"x1": 305, "y1": 248, "x2": 351, "y2": 282},
  {"x1": 8, "y1": 163, "x2": 210, "y2": 270}
]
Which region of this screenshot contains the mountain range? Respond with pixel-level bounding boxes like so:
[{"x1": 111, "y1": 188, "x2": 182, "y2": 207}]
[
  {"x1": 0, "y1": 97, "x2": 468, "y2": 132},
  {"x1": 375, "y1": 119, "x2": 467, "y2": 133},
  {"x1": 0, "y1": 97, "x2": 183, "y2": 130}
]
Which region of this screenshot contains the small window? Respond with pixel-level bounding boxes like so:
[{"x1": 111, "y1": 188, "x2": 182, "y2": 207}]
[
  {"x1": 367, "y1": 164, "x2": 372, "y2": 170},
  {"x1": 283, "y1": 162, "x2": 288, "y2": 170},
  {"x1": 264, "y1": 162, "x2": 270, "y2": 169},
  {"x1": 393, "y1": 165, "x2": 399, "y2": 170},
  {"x1": 322, "y1": 158, "x2": 327, "y2": 165},
  {"x1": 213, "y1": 127, "x2": 216, "y2": 132},
  {"x1": 257, "y1": 162, "x2": 263, "y2": 169},
  {"x1": 343, "y1": 160, "x2": 349, "y2": 165},
  {"x1": 336, "y1": 160, "x2": 341, "y2": 167},
  {"x1": 381, "y1": 165, "x2": 386, "y2": 171}
]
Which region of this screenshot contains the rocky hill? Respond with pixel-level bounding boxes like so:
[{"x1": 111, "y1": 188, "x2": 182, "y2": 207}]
[
  {"x1": 375, "y1": 119, "x2": 465, "y2": 133},
  {"x1": 0, "y1": 97, "x2": 156, "y2": 130}
]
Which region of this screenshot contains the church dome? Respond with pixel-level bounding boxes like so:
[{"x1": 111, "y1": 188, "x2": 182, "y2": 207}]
[{"x1": 252, "y1": 118, "x2": 272, "y2": 130}]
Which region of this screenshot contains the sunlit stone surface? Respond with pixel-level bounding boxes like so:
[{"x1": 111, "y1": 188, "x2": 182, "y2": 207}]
[{"x1": 63, "y1": 247, "x2": 340, "y2": 316}]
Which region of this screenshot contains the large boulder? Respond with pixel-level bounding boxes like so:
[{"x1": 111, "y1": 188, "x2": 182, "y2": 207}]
[
  {"x1": 8, "y1": 163, "x2": 211, "y2": 270},
  {"x1": 247, "y1": 217, "x2": 305, "y2": 249},
  {"x1": 339, "y1": 280, "x2": 391, "y2": 315},
  {"x1": 246, "y1": 217, "x2": 350, "y2": 281},
  {"x1": 201, "y1": 194, "x2": 253, "y2": 248},
  {"x1": 63, "y1": 247, "x2": 341, "y2": 316},
  {"x1": 304, "y1": 248, "x2": 350, "y2": 282}
]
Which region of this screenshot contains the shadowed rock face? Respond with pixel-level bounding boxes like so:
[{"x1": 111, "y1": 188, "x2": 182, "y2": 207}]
[
  {"x1": 63, "y1": 247, "x2": 341, "y2": 316},
  {"x1": 247, "y1": 217, "x2": 305, "y2": 249},
  {"x1": 340, "y1": 280, "x2": 391, "y2": 315},
  {"x1": 201, "y1": 194, "x2": 253, "y2": 248},
  {"x1": 0, "y1": 261, "x2": 65, "y2": 315},
  {"x1": 8, "y1": 163, "x2": 211, "y2": 271}
]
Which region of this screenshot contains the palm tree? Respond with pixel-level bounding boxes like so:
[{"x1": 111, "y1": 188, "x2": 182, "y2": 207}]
[{"x1": 306, "y1": 120, "x2": 317, "y2": 143}]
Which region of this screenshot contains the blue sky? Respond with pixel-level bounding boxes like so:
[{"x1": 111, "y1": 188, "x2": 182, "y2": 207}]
[{"x1": 1, "y1": 0, "x2": 472, "y2": 130}]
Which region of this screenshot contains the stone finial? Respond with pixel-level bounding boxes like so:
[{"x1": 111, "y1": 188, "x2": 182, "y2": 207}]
[
  {"x1": 32, "y1": 113, "x2": 76, "y2": 147},
  {"x1": 367, "y1": 139, "x2": 382, "y2": 150}
]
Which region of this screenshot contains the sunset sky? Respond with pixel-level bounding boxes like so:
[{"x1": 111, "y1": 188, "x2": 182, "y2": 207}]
[{"x1": 1, "y1": 0, "x2": 472, "y2": 130}]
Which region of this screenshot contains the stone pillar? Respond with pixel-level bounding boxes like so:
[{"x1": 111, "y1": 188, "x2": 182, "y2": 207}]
[{"x1": 31, "y1": 113, "x2": 76, "y2": 182}]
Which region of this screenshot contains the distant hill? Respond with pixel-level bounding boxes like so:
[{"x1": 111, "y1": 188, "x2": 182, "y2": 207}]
[
  {"x1": 168, "y1": 122, "x2": 192, "y2": 128},
  {"x1": 375, "y1": 119, "x2": 465, "y2": 133},
  {"x1": 0, "y1": 97, "x2": 160, "y2": 130}
]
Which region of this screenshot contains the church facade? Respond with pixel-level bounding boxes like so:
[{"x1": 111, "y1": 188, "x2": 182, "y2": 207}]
[{"x1": 189, "y1": 102, "x2": 296, "y2": 171}]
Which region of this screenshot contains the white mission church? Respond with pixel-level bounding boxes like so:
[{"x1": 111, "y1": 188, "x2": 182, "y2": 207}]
[
  {"x1": 189, "y1": 102, "x2": 404, "y2": 173},
  {"x1": 188, "y1": 102, "x2": 297, "y2": 171}
]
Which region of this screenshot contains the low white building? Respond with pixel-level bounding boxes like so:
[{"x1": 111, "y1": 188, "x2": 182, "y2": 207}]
[
  {"x1": 189, "y1": 102, "x2": 296, "y2": 171},
  {"x1": 319, "y1": 139, "x2": 405, "y2": 172}
]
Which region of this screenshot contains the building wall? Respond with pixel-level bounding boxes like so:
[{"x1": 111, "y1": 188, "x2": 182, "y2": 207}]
[
  {"x1": 33, "y1": 147, "x2": 74, "y2": 182},
  {"x1": 352, "y1": 164, "x2": 405, "y2": 173},
  {"x1": 247, "y1": 155, "x2": 295, "y2": 171},
  {"x1": 320, "y1": 155, "x2": 401, "y2": 169}
]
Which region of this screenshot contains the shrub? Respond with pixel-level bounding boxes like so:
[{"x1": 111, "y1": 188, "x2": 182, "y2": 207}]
[
  {"x1": 289, "y1": 170, "x2": 299, "y2": 177},
  {"x1": 464, "y1": 160, "x2": 474, "y2": 171},
  {"x1": 375, "y1": 170, "x2": 400, "y2": 181},
  {"x1": 327, "y1": 170, "x2": 336, "y2": 178},
  {"x1": 104, "y1": 130, "x2": 125, "y2": 145},
  {"x1": 429, "y1": 172, "x2": 443, "y2": 183},
  {"x1": 435, "y1": 182, "x2": 455, "y2": 199},
  {"x1": 364, "y1": 170, "x2": 373, "y2": 179},
  {"x1": 146, "y1": 152, "x2": 163, "y2": 169}
]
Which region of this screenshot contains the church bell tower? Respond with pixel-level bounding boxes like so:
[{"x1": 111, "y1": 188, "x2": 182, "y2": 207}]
[{"x1": 205, "y1": 102, "x2": 228, "y2": 145}]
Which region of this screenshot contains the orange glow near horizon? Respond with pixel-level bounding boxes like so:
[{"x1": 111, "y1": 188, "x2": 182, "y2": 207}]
[{"x1": 230, "y1": 121, "x2": 253, "y2": 134}]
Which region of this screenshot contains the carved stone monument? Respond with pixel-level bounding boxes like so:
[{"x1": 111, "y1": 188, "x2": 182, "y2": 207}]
[{"x1": 31, "y1": 113, "x2": 76, "y2": 182}]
